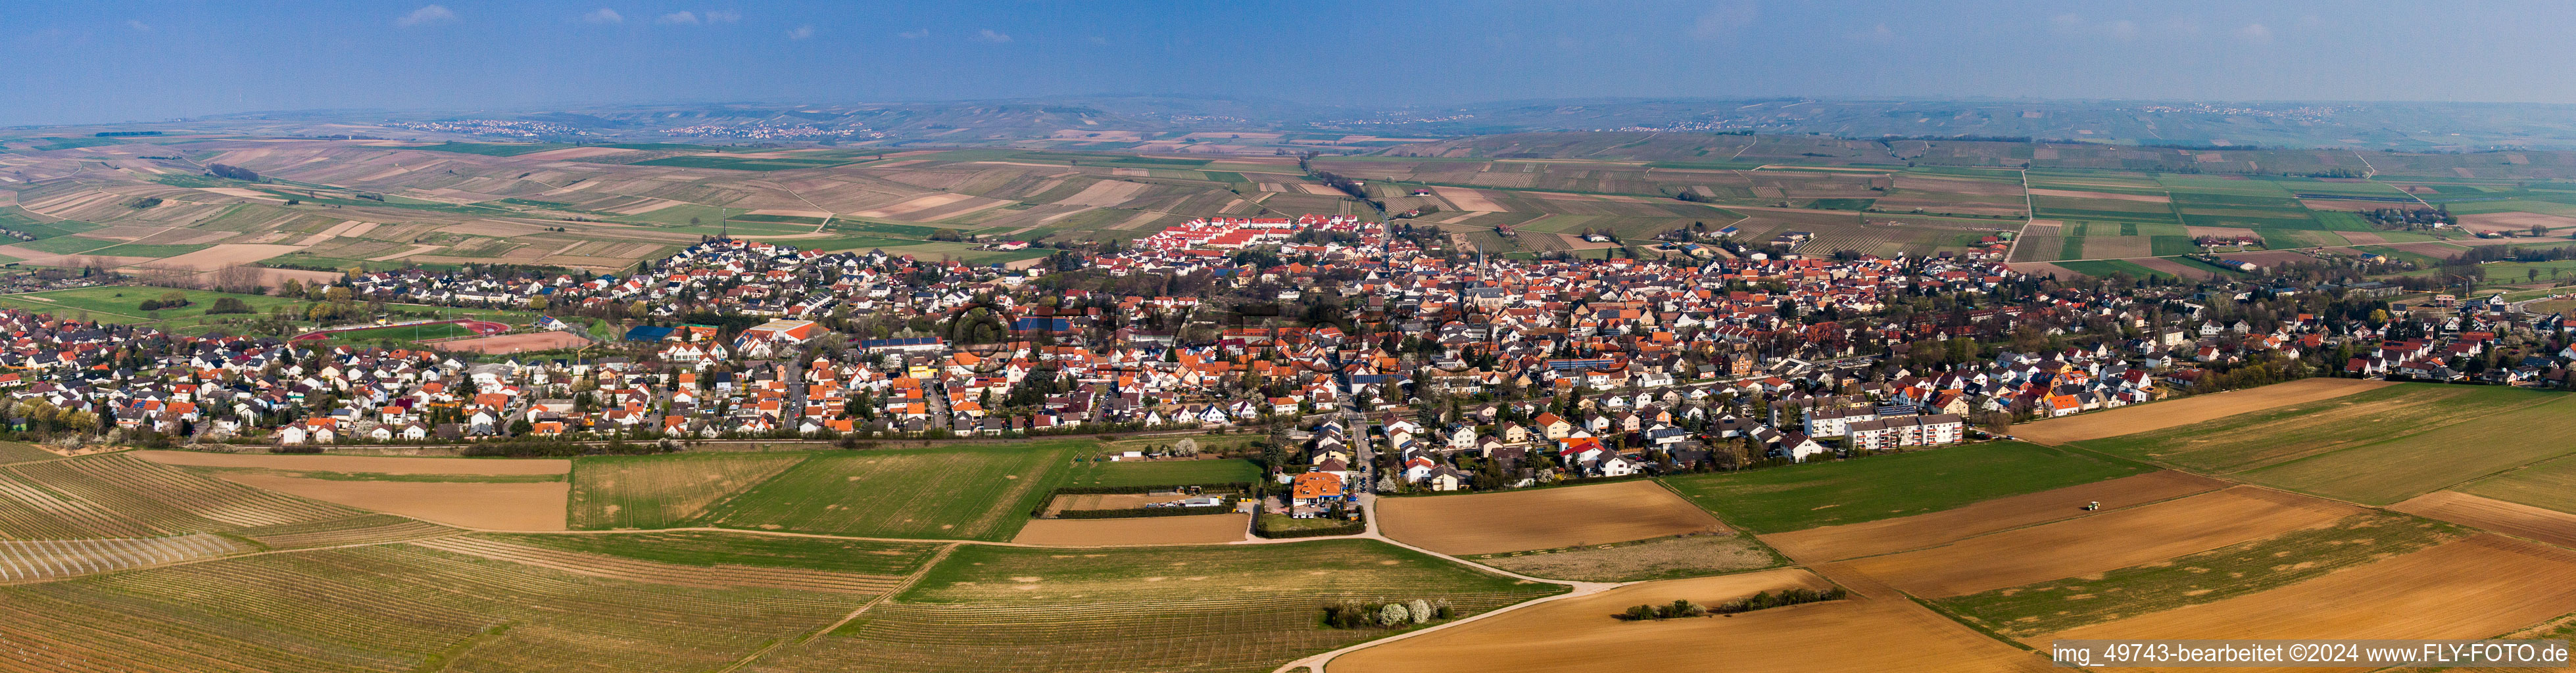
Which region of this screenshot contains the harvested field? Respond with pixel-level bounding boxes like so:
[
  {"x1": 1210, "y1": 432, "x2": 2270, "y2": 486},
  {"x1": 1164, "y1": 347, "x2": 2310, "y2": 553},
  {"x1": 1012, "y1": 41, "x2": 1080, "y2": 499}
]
[
  {"x1": 2390, "y1": 491, "x2": 2576, "y2": 549},
  {"x1": 1008, "y1": 513, "x2": 1248, "y2": 545},
  {"x1": 1433, "y1": 186, "x2": 1505, "y2": 211},
  {"x1": 2011, "y1": 378, "x2": 2387, "y2": 444},
  {"x1": 218, "y1": 473, "x2": 568, "y2": 530},
  {"x1": 2044, "y1": 535, "x2": 2576, "y2": 666},
  {"x1": 2458, "y1": 210, "x2": 2576, "y2": 233},
  {"x1": 1839, "y1": 486, "x2": 2361, "y2": 597},
  {"x1": 1332, "y1": 568, "x2": 2050, "y2": 673},
  {"x1": 1760, "y1": 471, "x2": 2227, "y2": 561},
  {"x1": 1376, "y1": 480, "x2": 1722, "y2": 555},
  {"x1": 2010, "y1": 261, "x2": 2082, "y2": 279},
  {"x1": 133, "y1": 450, "x2": 569, "y2": 475},
  {"x1": 2028, "y1": 187, "x2": 2169, "y2": 202},
  {"x1": 1054, "y1": 180, "x2": 1151, "y2": 207},
  {"x1": 1474, "y1": 532, "x2": 1778, "y2": 582},
  {"x1": 427, "y1": 330, "x2": 590, "y2": 354}
]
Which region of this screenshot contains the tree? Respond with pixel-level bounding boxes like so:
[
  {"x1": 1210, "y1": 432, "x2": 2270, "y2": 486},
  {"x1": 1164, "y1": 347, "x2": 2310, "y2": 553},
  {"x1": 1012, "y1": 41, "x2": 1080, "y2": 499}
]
[
  {"x1": 207, "y1": 297, "x2": 253, "y2": 314},
  {"x1": 1377, "y1": 603, "x2": 1410, "y2": 627},
  {"x1": 1407, "y1": 599, "x2": 1433, "y2": 624},
  {"x1": 508, "y1": 419, "x2": 534, "y2": 436}
]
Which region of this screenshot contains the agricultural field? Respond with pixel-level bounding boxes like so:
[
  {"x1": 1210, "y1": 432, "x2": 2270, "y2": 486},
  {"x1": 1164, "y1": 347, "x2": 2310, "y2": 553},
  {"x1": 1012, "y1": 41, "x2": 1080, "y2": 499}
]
[
  {"x1": 1057, "y1": 457, "x2": 1260, "y2": 488},
  {"x1": 1470, "y1": 532, "x2": 1781, "y2": 582},
  {"x1": 2062, "y1": 383, "x2": 2576, "y2": 504},
  {"x1": 0, "y1": 453, "x2": 362, "y2": 540},
  {"x1": 1941, "y1": 511, "x2": 2467, "y2": 638},
  {"x1": 1376, "y1": 480, "x2": 1724, "y2": 555},
  {"x1": 1658, "y1": 440, "x2": 2151, "y2": 534},
  {"x1": 0, "y1": 544, "x2": 875, "y2": 673},
  {"x1": 750, "y1": 539, "x2": 1565, "y2": 673},
  {"x1": 698, "y1": 442, "x2": 1083, "y2": 540},
  {"x1": 1833, "y1": 486, "x2": 2362, "y2": 597},
  {"x1": 1757, "y1": 471, "x2": 2228, "y2": 562},
  {"x1": 477, "y1": 530, "x2": 943, "y2": 576},
  {"x1": 2455, "y1": 454, "x2": 2576, "y2": 515},
  {"x1": 567, "y1": 452, "x2": 808, "y2": 529},
  {"x1": 1330, "y1": 567, "x2": 2051, "y2": 673},
  {"x1": 0, "y1": 286, "x2": 299, "y2": 333},
  {"x1": 2012, "y1": 377, "x2": 2388, "y2": 445}
]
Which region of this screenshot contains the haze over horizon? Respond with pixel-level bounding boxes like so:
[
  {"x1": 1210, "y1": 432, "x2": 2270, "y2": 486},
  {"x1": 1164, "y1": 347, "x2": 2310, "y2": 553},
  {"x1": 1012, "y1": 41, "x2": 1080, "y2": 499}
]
[{"x1": 11, "y1": 0, "x2": 2576, "y2": 126}]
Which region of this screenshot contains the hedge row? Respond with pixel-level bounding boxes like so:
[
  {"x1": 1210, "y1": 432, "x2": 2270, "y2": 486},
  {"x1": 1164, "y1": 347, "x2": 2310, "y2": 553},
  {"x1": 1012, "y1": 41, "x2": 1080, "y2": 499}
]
[
  {"x1": 1030, "y1": 482, "x2": 1255, "y2": 517},
  {"x1": 1254, "y1": 520, "x2": 1365, "y2": 539},
  {"x1": 1054, "y1": 505, "x2": 1234, "y2": 519}
]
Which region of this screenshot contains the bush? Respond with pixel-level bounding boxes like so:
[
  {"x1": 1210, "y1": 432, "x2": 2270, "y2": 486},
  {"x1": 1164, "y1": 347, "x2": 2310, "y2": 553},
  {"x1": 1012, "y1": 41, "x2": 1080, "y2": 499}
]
[
  {"x1": 1323, "y1": 599, "x2": 1455, "y2": 630},
  {"x1": 206, "y1": 297, "x2": 253, "y2": 314}
]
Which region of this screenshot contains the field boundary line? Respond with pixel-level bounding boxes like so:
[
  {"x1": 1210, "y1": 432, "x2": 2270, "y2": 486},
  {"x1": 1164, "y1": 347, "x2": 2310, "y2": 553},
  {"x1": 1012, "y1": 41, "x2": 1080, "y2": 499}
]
[
  {"x1": 709, "y1": 543, "x2": 960, "y2": 673},
  {"x1": 671, "y1": 454, "x2": 813, "y2": 529}
]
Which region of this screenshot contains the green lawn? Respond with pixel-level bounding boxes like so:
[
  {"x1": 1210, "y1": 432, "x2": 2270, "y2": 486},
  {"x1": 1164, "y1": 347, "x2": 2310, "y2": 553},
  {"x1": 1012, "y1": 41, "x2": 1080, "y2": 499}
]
[
  {"x1": 1061, "y1": 458, "x2": 1261, "y2": 488},
  {"x1": 478, "y1": 531, "x2": 943, "y2": 576},
  {"x1": 1657, "y1": 441, "x2": 2151, "y2": 534},
  {"x1": 754, "y1": 539, "x2": 1561, "y2": 673},
  {"x1": 698, "y1": 442, "x2": 1087, "y2": 541}
]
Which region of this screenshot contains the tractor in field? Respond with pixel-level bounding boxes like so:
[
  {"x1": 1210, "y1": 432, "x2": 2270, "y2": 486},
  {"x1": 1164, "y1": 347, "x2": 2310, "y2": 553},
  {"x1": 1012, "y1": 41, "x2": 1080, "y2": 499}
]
[{"x1": 2083, "y1": 501, "x2": 2100, "y2": 511}]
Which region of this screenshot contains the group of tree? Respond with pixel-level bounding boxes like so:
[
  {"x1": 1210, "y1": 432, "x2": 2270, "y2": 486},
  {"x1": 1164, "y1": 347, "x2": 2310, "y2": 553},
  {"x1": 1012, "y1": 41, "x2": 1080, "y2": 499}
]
[
  {"x1": 1321, "y1": 599, "x2": 1451, "y2": 629},
  {"x1": 207, "y1": 164, "x2": 259, "y2": 181}
]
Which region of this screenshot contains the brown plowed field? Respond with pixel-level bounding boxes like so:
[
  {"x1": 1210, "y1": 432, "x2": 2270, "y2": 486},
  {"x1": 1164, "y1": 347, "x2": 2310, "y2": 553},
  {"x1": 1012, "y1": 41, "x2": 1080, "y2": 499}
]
[
  {"x1": 219, "y1": 473, "x2": 568, "y2": 530},
  {"x1": 427, "y1": 331, "x2": 590, "y2": 354},
  {"x1": 2012, "y1": 378, "x2": 2387, "y2": 444},
  {"x1": 1376, "y1": 480, "x2": 1724, "y2": 555},
  {"x1": 133, "y1": 450, "x2": 569, "y2": 475},
  {"x1": 1008, "y1": 513, "x2": 1248, "y2": 545},
  {"x1": 1761, "y1": 471, "x2": 2229, "y2": 561},
  {"x1": 2044, "y1": 535, "x2": 2576, "y2": 671},
  {"x1": 2390, "y1": 491, "x2": 2576, "y2": 549},
  {"x1": 1332, "y1": 568, "x2": 2053, "y2": 673},
  {"x1": 1839, "y1": 486, "x2": 2360, "y2": 597}
]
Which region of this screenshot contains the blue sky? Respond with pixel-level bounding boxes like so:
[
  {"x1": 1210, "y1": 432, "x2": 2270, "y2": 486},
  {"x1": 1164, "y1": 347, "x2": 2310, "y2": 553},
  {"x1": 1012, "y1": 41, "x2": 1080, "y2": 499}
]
[{"x1": 8, "y1": 1, "x2": 2576, "y2": 125}]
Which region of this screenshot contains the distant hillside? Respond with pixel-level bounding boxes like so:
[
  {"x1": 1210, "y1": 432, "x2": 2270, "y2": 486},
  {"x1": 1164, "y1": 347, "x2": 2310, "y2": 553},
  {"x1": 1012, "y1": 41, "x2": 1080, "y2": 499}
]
[{"x1": 1383, "y1": 131, "x2": 2576, "y2": 180}]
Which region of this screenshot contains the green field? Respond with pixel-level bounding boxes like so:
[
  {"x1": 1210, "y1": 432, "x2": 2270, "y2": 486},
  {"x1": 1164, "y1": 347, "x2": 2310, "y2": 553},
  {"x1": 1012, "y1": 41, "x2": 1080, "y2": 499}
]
[
  {"x1": 2051, "y1": 259, "x2": 2175, "y2": 279},
  {"x1": 2072, "y1": 384, "x2": 2552, "y2": 475},
  {"x1": 479, "y1": 530, "x2": 943, "y2": 576},
  {"x1": 2457, "y1": 454, "x2": 2576, "y2": 514},
  {"x1": 0, "y1": 544, "x2": 869, "y2": 673},
  {"x1": 1060, "y1": 458, "x2": 1260, "y2": 488},
  {"x1": 1940, "y1": 511, "x2": 2466, "y2": 638},
  {"x1": 0, "y1": 441, "x2": 59, "y2": 463},
  {"x1": 1657, "y1": 441, "x2": 2151, "y2": 534},
  {"x1": 2242, "y1": 393, "x2": 2576, "y2": 504},
  {"x1": 306, "y1": 322, "x2": 480, "y2": 343},
  {"x1": 752, "y1": 539, "x2": 1563, "y2": 673},
  {"x1": 0, "y1": 286, "x2": 302, "y2": 331},
  {"x1": 568, "y1": 452, "x2": 810, "y2": 529},
  {"x1": 698, "y1": 442, "x2": 1085, "y2": 540},
  {"x1": 1473, "y1": 532, "x2": 1784, "y2": 582}
]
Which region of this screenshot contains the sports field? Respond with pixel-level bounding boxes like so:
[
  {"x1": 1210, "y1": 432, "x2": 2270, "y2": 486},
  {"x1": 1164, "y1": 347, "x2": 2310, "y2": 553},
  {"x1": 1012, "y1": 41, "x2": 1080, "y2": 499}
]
[
  {"x1": 1058, "y1": 457, "x2": 1260, "y2": 488},
  {"x1": 698, "y1": 442, "x2": 1082, "y2": 540},
  {"x1": 1658, "y1": 440, "x2": 2151, "y2": 533},
  {"x1": 750, "y1": 539, "x2": 1564, "y2": 673}
]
